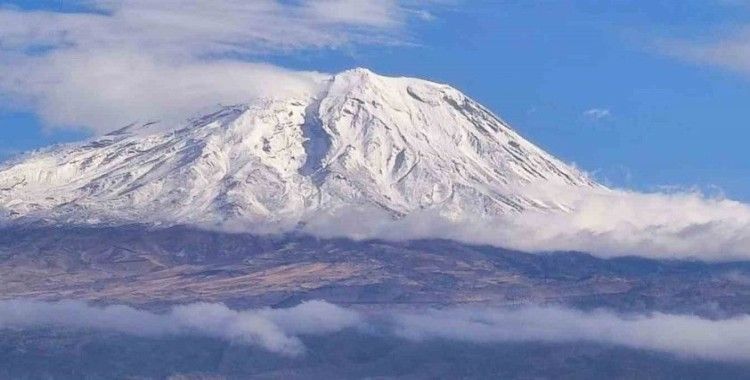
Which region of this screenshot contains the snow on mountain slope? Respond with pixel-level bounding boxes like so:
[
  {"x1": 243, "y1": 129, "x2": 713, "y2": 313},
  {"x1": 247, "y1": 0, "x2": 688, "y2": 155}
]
[{"x1": 0, "y1": 68, "x2": 599, "y2": 226}]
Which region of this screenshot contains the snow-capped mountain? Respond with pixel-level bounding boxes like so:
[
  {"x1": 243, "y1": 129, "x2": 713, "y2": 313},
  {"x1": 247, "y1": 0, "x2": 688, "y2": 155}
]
[{"x1": 0, "y1": 68, "x2": 598, "y2": 226}]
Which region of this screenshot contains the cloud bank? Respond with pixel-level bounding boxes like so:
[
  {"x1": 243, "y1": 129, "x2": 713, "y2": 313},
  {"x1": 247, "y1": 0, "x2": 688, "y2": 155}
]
[
  {"x1": 393, "y1": 305, "x2": 750, "y2": 362},
  {"x1": 4, "y1": 299, "x2": 750, "y2": 362},
  {"x1": 0, "y1": 299, "x2": 361, "y2": 356},
  {"x1": 0, "y1": 1, "x2": 431, "y2": 132},
  {"x1": 302, "y1": 185, "x2": 750, "y2": 261}
]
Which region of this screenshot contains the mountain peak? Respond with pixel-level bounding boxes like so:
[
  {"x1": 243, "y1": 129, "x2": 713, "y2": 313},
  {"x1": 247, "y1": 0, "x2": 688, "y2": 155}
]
[
  {"x1": 335, "y1": 67, "x2": 378, "y2": 78},
  {"x1": 0, "y1": 70, "x2": 599, "y2": 226},
  {"x1": 328, "y1": 68, "x2": 445, "y2": 97},
  {"x1": 327, "y1": 67, "x2": 392, "y2": 98},
  {"x1": 340, "y1": 66, "x2": 373, "y2": 73}
]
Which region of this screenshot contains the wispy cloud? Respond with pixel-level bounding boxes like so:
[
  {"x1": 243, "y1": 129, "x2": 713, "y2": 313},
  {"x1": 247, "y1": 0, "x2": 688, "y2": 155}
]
[
  {"x1": 655, "y1": 12, "x2": 750, "y2": 78},
  {"x1": 0, "y1": 1, "x2": 435, "y2": 133},
  {"x1": 657, "y1": 32, "x2": 750, "y2": 76},
  {"x1": 5, "y1": 299, "x2": 750, "y2": 362},
  {"x1": 583, "y1": 108, "x2": 611, "y2": 120},
  {"x1": 303, "y1": 0, "x2": 405, "y2": 28}
]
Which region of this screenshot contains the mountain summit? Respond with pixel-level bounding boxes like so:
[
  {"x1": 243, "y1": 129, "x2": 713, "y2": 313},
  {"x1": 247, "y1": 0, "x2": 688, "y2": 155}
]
[{"x1": 0, "y1": 68, "x2": 598, "y2": 226}]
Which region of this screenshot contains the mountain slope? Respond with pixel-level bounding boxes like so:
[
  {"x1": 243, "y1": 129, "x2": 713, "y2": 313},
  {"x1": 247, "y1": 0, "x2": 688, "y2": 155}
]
[{"x1": 0, "y1": 68, "x2": 598, "y2": 226}]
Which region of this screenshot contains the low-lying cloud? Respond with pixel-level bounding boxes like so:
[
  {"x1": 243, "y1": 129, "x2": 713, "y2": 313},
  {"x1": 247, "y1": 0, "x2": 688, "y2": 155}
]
[
  {"x1": 301, "y1": 185, "x2": 750, "y2": 261},
  {"x1": 4, "y1": 299, "x2": 750, "y2": 362},
  {"x1": 0, "y1": 299, "x2": 361, "y2": 356},
  {"x1": 393, "y1": 305, "x2": 750, "y2": 362}
]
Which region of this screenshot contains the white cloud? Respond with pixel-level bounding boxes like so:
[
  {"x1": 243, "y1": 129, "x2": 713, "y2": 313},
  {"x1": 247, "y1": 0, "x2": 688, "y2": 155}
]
[
  {"x1": 583, "y1": 108, "x2": 611, "y2": 120},
  {"x1": 0, "y1": 299, "x2": 361, "y2": 356},
  {"x1": 659, "y1": 36, "x2": 742, "y2": 74},
  {"x1": 5, "y1": 298, "x2": 750, "y2": 362},
  {"x1": 0, "y1": 1, "x2": 433, "y2": 133},
  {"x1": 656, "y1": 24, "x2": 750, "y2": 77},
  {"x1": 301, "y1": 185, "x2": 750, "y2": 261},
  {"x1": 393, "y1": 305, "x2": 750, "y2": 362},
  {"x1": 0, "y1": 1, "x2": 411, "y2": 55},
  {"x1": 1, "y1": 51, "x2": 328, "y2": 130},
  {"x1": 302, "y1": 0, "x2": 404, "y2": 28}
]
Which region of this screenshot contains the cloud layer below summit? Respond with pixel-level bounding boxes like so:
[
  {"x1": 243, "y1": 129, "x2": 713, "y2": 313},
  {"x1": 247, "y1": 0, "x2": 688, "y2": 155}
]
[
  {"x1": 4, "y1": 299, "x2": 750, "y2": 362},
  {"x1": 303, "y1": 185, "x2": 750, "y2": 261}
]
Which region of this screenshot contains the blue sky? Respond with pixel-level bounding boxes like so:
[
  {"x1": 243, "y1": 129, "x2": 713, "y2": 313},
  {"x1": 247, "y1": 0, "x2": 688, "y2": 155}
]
[{"x1": 2, "y1": 1, "x2": 750, "y2": 199}]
